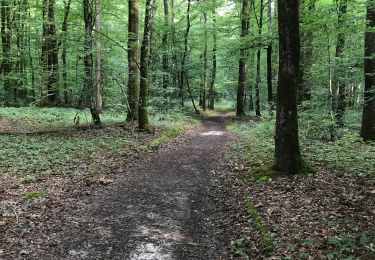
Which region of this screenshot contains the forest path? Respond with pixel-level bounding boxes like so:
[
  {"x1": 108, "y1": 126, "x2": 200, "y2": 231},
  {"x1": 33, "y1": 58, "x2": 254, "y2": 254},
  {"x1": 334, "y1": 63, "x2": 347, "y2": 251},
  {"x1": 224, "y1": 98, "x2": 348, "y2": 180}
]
[{"x1": 42, "y1": 113, "x2": 234, "y2": 259}]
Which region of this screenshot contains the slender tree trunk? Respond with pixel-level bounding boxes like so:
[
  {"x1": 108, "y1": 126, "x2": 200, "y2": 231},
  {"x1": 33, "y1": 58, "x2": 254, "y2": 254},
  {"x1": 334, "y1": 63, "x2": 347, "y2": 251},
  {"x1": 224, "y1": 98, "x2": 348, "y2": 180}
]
[
  {"x1": 333, "y1": 0, "x2": 348, "y2": 126},
  {"x1": 62, "y1": 0, "x2": 71, "y2": 105},
  {"x1": 255, "y1": 0, "x2": 264, "y2": 117},
  {"x1": 299, "y1": 0, "x2": 315, "y2": 103},
  {"x1": 275, "y1": 0, "x2": 302, "y2": 175},
  {"x1": 237, "y1": 0, "x2": 250, "y2": 116},
  {"x1": 127, "y1": 0, "x2": 140, "y2": 121},
  {"x1": 94, "y1": 0, "x2": 103, "y2": 113},
  {"x1": 209, "y1": 6, "x2": 217, "y2": 110},
  {"x1": 138, "y1": 0, "x2": 154, "y2": 130},
  {"x1": 162, "y1": 0, "x2": 169, "y2": 91},
  {"x1": 83, "y1": 0, "x2": 100, "y2": 124},
  {"x1": 361, "y1": 0, "x2": 375, "y2": 141},
  {"x1": 1, "y1": 0, "x2": 13, "y2": 105},
  {"x1": 171, "y1": 0, "x2": 177, "y2": 90},
  {"x1": 202, "y1": 5, "x2": 208, "y2": 111},
  {"x1": 179, "y1": 0, "x2": 191, "y2": 106},
  {"x1": 41, "y1": 0, "x2": 59, "y2": 106},
  {"x1": 266, "y1": 0, "x2": 273, "y2": 109}
]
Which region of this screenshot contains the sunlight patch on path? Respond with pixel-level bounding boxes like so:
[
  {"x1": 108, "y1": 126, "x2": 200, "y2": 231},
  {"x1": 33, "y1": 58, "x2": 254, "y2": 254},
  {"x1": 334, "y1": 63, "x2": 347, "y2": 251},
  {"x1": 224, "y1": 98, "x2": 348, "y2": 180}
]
[
  {"x1": 129, "y1": 242, "x2": 172, "y2": 260},
  {"x1": 200, "y1": 131, "x2": 225, "y2": 136}
]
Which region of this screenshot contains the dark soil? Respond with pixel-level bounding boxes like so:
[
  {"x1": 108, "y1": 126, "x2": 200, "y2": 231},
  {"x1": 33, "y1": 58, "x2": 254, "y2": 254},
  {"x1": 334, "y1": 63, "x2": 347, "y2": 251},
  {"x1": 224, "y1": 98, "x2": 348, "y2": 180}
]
[{"x1": 1, "y1": 114, "x2": 244, "y2": 260}]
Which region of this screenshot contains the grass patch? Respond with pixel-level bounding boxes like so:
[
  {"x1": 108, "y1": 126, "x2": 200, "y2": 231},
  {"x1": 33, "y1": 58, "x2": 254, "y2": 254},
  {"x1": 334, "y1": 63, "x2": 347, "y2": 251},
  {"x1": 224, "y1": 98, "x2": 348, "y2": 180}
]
[
  {"x1": 242, "y1": 167, "x2": 282, "y2": 182},
  {"x1": 227, "y1": 110, "x2": 374, "y2": 177},
  {"x1": 0, "y1": 107, "x2": 195, "y2": 182},
  {"x1": 22, "y1": 190, "x2": 48, "y2": 200},
  {"x1": 246, "y1": 198, "x2": 274, "y2": 252},
  {"x1": 148, "y1": 128, "x2": 183, "y2": 148},
  {"x1": 0, "y1": 107, "x2": 125, "y2": 132}
]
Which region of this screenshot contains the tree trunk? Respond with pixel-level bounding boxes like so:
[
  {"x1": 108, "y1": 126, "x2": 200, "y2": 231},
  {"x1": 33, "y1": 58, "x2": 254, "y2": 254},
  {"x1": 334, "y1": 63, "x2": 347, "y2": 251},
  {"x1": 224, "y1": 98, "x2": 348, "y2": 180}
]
[
  {"x1": 266, "y1": 0, "x2": 273, "y2": 109},
  {"x1": 299, "y1": 0, "x2": 315, "y2": 103},
  {"x1": 202, "y1": 4, "x2": 208, "y2": 111},
  {"x1": 126, "y1": 0, "x2": 140, "y2": 121},
  {"x1": 171, "y1": 0, "x2": 177, "y2": 90},
  {"x1": 237, "y1": 0, "x2": 250, "y2": 116},
  {"x1": 94, "y1": 0, "x2": 103, "y2": 113},
  {"x1": 179, "y1": 0, "x2": 191, "y2": 107},
  {"x1": 333, "y1": 0, "x2": 348, "y2": 127},
  {"x1": 162, "y1": 0, "x2": 169, "y2": 91},
  {"x1": 254, "y1": 0, "x2": 264, "y2": 117},
  {"x1": 138, "y1": 0, "x2": 154, "y2": 130},
  {"x1": 83, "y1": 0, "x2": 100, "y2": 124},
  {"x1": 62, "y1": 0, "x2": 71, "y2": 105},
  {"x1": 209, "y1": 5, "x2": 217, "y2": 110},
  {"x1": 275, "y1": 0, "x2": 302, "y2": 175},
  {"x1": 361, "y1": 0, "x2": 375, "y2": 141},
  {"x1": 1, "y1": 0, "x2": 13, "y2": 105},
  {"x1": 41, "y1": 0, "x2": 59, "y2": 106}
]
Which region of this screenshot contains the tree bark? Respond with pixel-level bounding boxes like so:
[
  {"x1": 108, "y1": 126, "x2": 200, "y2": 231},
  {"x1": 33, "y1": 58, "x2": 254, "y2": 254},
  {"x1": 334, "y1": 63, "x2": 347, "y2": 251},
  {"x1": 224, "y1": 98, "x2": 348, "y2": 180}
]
[
  {"x1": 237, "y1": 0, "x2": 250, "y2": 116},
  {"x1": 254, "y1": 0, "x2": 264, "y2": 117},
  {"x1": 138, "y1": 0, "x2": 154, "y2": 130},
  {"x1": 126, "y1": 0, "x2": 140, "y2": 121},
  {"x1": 361, "y1": 0, "x2": 375, "y2": 141},
  {"x1": 275, "y1": 0, "x2": 302, "y2": 175},
  {"x1": 41, "y1": 0, "x2": 59, "y2": 106}
]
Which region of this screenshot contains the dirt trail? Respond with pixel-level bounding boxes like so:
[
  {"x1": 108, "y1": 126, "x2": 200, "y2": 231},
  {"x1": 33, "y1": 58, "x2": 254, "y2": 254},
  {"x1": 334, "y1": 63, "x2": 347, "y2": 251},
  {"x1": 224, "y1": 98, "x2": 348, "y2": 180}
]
[{"x1": 36, "y1": 114, "x2": 234, "y2": 260}]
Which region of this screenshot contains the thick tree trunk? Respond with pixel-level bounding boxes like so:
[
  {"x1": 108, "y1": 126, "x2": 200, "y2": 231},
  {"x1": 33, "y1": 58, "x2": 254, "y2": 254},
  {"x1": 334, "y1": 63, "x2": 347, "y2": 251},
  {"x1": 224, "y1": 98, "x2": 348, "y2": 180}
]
[
  {"x1": 62, "y1": 0, "x2": 71, "y2": 105},
  {"x1": 333, "y1": 0, "x2": 348, "y2": 127},
  {"x1": 127, "y1": 0, "x2": 140, "y2": 121},
  {"x1": 138, "y1": 0, "x2": 154, "y2": 130},
  {"x1": 275, "y1": 0, "x2": 302, "y2": 175},
  {"x1": 266, "y1": 0, "x2": 273, "y2": 109},
  {"x1": 209, "y1": 7, "x2": 217, "y2": 110},
  {"x1": 1, "y1": 0, "x2": 13, "y2": 105},
  {"x1": 179, "y1": 0, "x2": 191, "y2": 106},
  {"x1": 237, "y1": 0, "x2": 250, "y2": 116},
  {"x1": 361, "y1": 0, "x2": 375, "y2": 141},
  {"x1": 41, "y1": 0, "x2": 59, "y2": 106},
  {"x1": 254, "y1": 0, "x2": 264, "y2": 117},
  {"x1": 162, "y1": 0, "x2": 169, "y2": 91}
]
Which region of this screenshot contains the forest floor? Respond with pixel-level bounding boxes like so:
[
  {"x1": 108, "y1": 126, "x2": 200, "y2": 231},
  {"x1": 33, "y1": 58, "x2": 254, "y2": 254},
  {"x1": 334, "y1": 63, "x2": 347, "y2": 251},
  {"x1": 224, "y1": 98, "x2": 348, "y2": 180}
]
[
  {"x1": 0, "y1": 110, "x2": 247, "y2": 259},
  {"x1": 1, "y1": 108, "x2": 374, "y2": 259}
]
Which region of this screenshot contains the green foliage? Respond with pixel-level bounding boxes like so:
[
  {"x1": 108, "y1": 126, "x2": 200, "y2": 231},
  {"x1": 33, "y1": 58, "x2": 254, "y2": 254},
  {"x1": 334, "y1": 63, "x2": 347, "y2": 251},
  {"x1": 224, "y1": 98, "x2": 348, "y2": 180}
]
[
  {"x1": 228, "y1": 109, "x2": 374, "y2": 177},
  {"x1": 0, "y1": 108, "x2": 193, "y2": 179},
  {"x1": 246, "y1": 198, "x2": 274, "y2": 252},
  {"x1": 326, "y1": 232, "x2": 375, "y2": 259},
  {"x1": 22, "y1": 190, "x2": 48, "y2": 200}
]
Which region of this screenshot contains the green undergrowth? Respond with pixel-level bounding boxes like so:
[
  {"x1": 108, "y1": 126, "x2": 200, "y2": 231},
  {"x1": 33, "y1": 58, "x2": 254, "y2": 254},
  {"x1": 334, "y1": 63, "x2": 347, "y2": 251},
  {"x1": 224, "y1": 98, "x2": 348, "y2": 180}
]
[
  {"x1": 228, "y1": 109, "x2": 375, "y2": 178},
  {"x1": 22, "y1": 190, "x2": 48, "y2": 200},
  {"x1": 0, "y1": 107, "x2": 125, "y2": 131},
  {"x1": 246, "y1": 198, "x2": 274, "y2": 252},
  {"x1": 0, "y1": 107, "x2": 195, "y2": 181}
]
